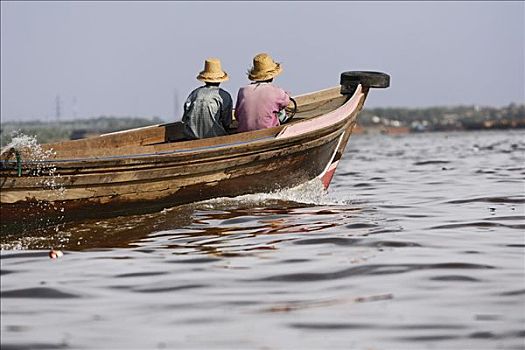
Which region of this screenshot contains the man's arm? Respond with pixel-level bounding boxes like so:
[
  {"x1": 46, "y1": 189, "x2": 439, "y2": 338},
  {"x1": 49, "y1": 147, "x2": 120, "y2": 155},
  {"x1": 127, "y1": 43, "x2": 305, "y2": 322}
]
[{"x1": 220, "y1": 91, "x2": 233, "y2": 130}]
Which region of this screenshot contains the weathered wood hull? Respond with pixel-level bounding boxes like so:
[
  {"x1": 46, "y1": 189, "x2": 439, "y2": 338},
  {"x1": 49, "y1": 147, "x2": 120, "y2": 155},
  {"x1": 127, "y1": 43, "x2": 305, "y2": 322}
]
[{"x1": 1, "y1": 82, "x2": 370, "y2": 230}]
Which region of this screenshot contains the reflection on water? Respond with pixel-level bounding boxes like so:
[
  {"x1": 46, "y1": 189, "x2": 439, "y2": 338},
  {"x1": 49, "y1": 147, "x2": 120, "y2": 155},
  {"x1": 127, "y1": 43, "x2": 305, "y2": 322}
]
[{"x1": 1, "y1": 130, "x2": 524, "y2": 350}]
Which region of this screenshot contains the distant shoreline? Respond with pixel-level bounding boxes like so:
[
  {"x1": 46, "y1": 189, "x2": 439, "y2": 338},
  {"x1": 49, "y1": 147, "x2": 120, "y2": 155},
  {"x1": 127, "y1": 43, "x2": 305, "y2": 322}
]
[
  {"x1": 353, "y1": 122, "x2": 525, "y2": 136},
  {"x1": 358, "y1": 103, "x2": 524, "y2": 134},
  {"x1": 1, "y1": 103, "x2": 524, "y2": 146}
]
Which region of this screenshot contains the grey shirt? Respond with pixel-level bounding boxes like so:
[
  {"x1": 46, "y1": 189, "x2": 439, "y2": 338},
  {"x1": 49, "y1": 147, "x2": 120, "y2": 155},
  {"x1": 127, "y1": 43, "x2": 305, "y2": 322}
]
[{"x1": 182, "y1": 85, "x2": 233, "y2": 139}]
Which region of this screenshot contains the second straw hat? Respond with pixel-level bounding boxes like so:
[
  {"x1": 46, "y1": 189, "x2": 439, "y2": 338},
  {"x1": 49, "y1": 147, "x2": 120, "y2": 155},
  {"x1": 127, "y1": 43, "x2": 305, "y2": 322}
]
[{"x1": 248, "y1": 53, "x2": 283, "y2": 81}]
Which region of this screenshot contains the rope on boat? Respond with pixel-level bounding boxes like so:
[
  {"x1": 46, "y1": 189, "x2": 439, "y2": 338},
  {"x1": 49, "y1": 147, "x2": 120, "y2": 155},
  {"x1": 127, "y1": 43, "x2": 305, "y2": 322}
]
[
  {"x1": 15, "y1": 150, "x2": 22, "y2": 177},
  {"x1": 0, "y1": 147, "x2": 23, "y2": 176}
]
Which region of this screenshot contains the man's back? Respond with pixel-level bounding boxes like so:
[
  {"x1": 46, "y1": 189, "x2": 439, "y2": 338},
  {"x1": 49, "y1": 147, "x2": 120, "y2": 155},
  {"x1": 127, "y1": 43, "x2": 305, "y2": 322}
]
[
  {"x1": 182, "y1": 85, "x2": 233, "y2": 139},
  {"x1": 235, "y1": 82, "x2": 290, "y2": 132}
]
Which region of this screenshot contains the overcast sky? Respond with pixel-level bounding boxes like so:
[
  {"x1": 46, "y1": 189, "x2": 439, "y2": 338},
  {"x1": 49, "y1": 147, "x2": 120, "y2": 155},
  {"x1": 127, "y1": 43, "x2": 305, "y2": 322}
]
[{"x1": 1, "y1": 1, "x2": 523, "y2": 122}]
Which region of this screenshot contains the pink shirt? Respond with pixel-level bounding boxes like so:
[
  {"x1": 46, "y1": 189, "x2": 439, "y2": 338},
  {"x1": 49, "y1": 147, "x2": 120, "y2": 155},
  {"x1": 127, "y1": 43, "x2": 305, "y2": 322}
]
[{"x1": 235, "y1": 82, "x2": 290, "y2": 132}]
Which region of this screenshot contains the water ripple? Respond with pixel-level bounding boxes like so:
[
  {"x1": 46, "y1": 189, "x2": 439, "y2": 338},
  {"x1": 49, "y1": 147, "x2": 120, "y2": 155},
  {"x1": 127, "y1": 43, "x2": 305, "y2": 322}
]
[
  {"x1": 1, "y1": 287, "x2": 80, "y2": 299},
  {"x1": 115, "y1": 271, "x2": 168, "y2": 278},
  {"x1": 1, "y1": 343, "x2": 69, "y2": 350},
  {"x1": 499, "y1": 289, "x2": 525, "y2": 296},
  {"x1": 429, "y1": 221, "x2": 525, "y2": 230},
  {"x1": 429, "y1": 275, "x2": 481, "y2": 282},
  {"x1": 414, "y1": 160, "x2": 451, "y2": 166},
  {"x1": 166, "y1": 257, "x2": 221, "y2": 264},
  {"x1": 0, "y1": 252, "x2": 50, "y2": 260},
  {"x1": 133, "y1": 283, "x2": 208, "y2": 293},
  {"x1": 447, "y1": 196, "x2": 525, "y2": 204},
  {"x1": 396, "y1": 335, "x2": 460, "y2": 342},
  {"x1": 256, "y1": 262, "x2": 494, "y2": 282},
  {"x1": 289, "y1": 322, "x2": 372, "y2": 330},
  {"x1": 292, "y1": 237, "x2": 421, "y2": 248}
]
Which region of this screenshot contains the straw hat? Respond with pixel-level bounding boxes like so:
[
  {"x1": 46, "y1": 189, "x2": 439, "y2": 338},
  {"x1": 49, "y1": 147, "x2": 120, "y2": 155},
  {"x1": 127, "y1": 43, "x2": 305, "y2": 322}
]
[
  {"x1": 248, "y1": 53, "x2": 283, "y2": 81},
  {"x1": 197, "y1": 58, "x2": 229, "y2": 83}
]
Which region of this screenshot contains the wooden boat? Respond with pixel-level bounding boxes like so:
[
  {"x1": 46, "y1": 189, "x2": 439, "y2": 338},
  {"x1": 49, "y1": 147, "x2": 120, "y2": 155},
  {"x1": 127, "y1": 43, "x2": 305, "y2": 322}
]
[{"x1": 0, "y1": 71, "x2": 389, "y2": 230}]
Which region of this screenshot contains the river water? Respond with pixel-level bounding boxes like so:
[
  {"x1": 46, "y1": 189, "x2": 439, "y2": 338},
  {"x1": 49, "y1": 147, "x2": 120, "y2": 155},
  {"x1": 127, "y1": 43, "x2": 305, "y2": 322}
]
[{"x1": 1, "y1": 130, "x2": 524, "y2": 350}]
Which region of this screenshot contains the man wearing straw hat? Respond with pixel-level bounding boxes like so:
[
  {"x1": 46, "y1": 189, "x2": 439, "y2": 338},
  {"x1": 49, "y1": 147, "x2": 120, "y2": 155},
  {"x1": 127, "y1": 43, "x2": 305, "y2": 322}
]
[
  {"x1": 182, "y1": 58, "x2": 233, "y2": 139},
  {"x1": 235, "y1": 53, "x2": 291, "y2": 132}
]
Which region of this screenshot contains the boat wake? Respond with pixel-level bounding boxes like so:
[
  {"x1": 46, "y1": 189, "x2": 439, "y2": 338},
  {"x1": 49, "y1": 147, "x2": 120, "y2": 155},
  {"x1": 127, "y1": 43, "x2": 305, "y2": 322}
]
[{"x1": 194, "y1": 178, "x2": 352, "y2": 210}]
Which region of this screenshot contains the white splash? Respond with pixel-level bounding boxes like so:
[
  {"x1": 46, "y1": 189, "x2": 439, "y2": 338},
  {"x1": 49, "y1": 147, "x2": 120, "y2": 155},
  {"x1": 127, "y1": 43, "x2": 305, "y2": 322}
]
[
  {"x1": 1, "y1": 131, "x2": 56, "y2": 164},
  {"x1": 2, "y1": 131, "x2": 66, "y2": 226},
  {"x1": 199, "y1": 178, "x2": 346, "y2": 208}
]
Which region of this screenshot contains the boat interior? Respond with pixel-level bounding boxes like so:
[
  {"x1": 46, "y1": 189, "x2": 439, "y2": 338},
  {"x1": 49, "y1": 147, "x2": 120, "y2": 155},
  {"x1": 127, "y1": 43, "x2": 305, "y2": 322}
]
[{"x1": 3, "y1": 86, "x2": 350, "y2": 161}]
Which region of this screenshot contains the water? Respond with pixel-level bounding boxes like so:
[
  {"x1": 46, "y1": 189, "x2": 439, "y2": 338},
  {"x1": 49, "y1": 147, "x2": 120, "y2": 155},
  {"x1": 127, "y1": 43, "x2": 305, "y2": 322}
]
[{"x1": 1, "y1": 130, "x2": 524, "y2": 350}]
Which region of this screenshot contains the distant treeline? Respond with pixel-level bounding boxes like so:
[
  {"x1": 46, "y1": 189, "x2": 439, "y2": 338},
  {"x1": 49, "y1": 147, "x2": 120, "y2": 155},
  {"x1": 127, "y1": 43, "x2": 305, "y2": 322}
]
[
  {"x1": 359, "y1": 103, "x2": 525, "y2": 131},
  {"x1": 1, "y1": 116, "x2": 164, "y2": 147}
]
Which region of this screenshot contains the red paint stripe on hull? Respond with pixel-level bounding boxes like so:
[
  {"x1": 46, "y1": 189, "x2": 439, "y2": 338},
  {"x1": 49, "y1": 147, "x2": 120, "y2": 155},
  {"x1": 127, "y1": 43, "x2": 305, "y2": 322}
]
[{"x1": 320, "y1": 161, "x2": 339, "y2": 189}]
